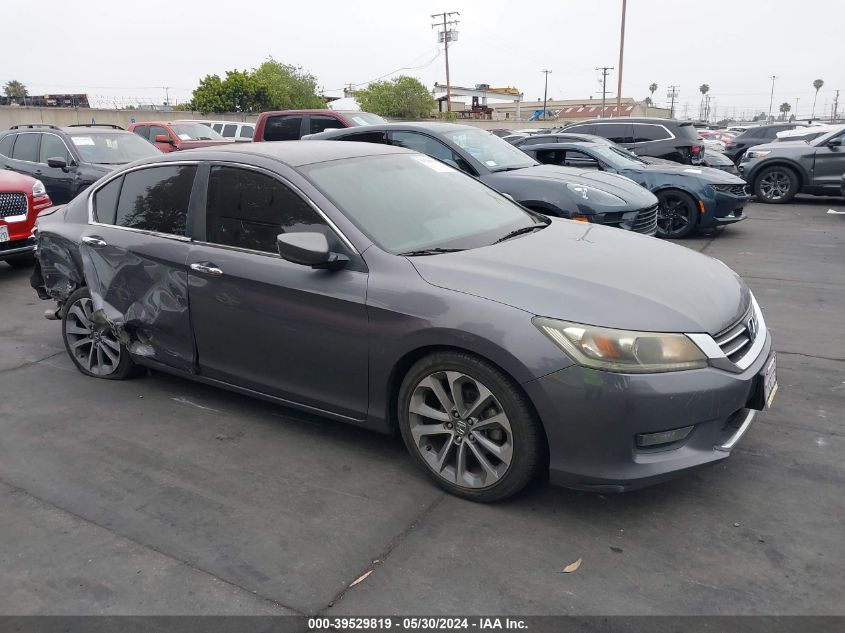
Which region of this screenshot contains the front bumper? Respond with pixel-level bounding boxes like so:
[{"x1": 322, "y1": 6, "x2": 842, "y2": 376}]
[
  {"x1": 0, "y1": 236, "x2": 37, "y2": 261},
  {"x1": 701, "y1": 190, "x2": 750, "y2": 227},
  {"x1": 524, "y1": 331, "x2": 772, "y2": 492}
]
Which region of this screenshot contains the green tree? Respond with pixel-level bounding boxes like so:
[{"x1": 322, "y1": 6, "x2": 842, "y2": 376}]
[
  {"x1": 812, "y1": 78, "x2": 824, "y2": 118},
  {"x1": 648, "y1": 82, "x2": 657, "y2": 103},
  {"x1": 355, "y1": 76, "x2": 435, "y2": 120},
  {"x1": 3, "y1": 79, "x2": 28, "y2": 99},
  {"x1": 186, "y1": 59, "x2": 323, "y2": 113},
  {"x1": 779, "y1": 101, "x2": 791, "y2": 120}
]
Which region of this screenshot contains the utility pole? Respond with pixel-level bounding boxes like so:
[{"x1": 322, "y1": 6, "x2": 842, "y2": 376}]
[
  {"x1": 767, "y1": 75, "x2": 777, "y2": 122},
  {"x1": 833, "y1": 90, "x2": 840, "y2": 122},
  {"x1": 432, "y1": 12, "x2": 460, "y2": 113},
  {"x1": 162, "y1": 86, "x2": 171, "y2": 108},
  {"x1": 666, "y1": 85, "x2": 679, "y2": 118},
  {"x1": 596, "y1": 67, "x2": 613, "y2": 117},
  {"x1": 616, "y1": 0, "x2": 627, "y2": 115},
  {"x1": 541, "y1": 69, "x2": 552, "y2": 120},
  {"x1": 794, "y1": 97, "x2": 799, "y2": 120}
]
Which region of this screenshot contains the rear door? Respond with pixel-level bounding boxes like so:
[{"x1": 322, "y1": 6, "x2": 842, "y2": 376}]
[
  {"x1": 594, "y1": 122, "x2": 635, "y2": 146},
  {"x1": 6, "y1": 132, "x2": 41, "y2": 179},
  {"x1": 82, "y1": 163, "x2": 199, "y2": 370},
  {"x1": 186, "y1": 163, "x2": 369, "y2": 419}
]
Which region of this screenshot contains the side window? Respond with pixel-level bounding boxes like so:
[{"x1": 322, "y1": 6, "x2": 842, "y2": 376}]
[
  {"x1": 563, "y1": 150, "x2": 599, "y2": 168},
  {"x1": 389, "y1": 132, "x2": 474, "y2": 174},
  {"x1": 93, "y1": 177, "x2": 123, "y2": 225},
  {"x1": 211, "y1": 123, "x2": 224, "y2": 133},
  {"x1": 534, "y1": 149, "x2": 566, "y2": 165},
  {"x1": 564, "y1": 124, "x2": 593, "y2": 135},
  {"x1": 521, "y1": 136, "x2": 553, "y2": 146},
  {"x1": 0, "y1": 134, "x2": 14, "y2": 157},
  {"x1": 11, "y1": 133, "x2": 40, "y2": 162},
  {"x1": 39, "y1": 134, "x2": 71, "y2": 164},
  {"x1": 309, "y1": 115, "x2": 345, "y2": 135},
  {"x1": 337, "y1": 131, "x2": 388, "y2": 144},
  {"x1": 239, "y1": 125, "x2": 254, "y2": 138},
  {"x1": 262, "y1": 115, "x2": 303, "y2": 141},
  {"x1": 205, "y1": 166, "x2": 324, "y2": 254},
  {"x1": 632, "y1": 124, "x2": 670, "y2": 143},
  {"x1": 596, "y1": 123, "x2": 634, "y2": 144},
  {"x1": 222, "y1": 123, "x2": 237, "y2": 137},
  {"x1": 132, "y1": 125, "x2": 149, "y2": 140},
  {"x1": 115, "y1": 165, "x2": 196, "y2": 235},
  {"x1": 149, "y1": 125, "x2": 170, "y2": 142}
]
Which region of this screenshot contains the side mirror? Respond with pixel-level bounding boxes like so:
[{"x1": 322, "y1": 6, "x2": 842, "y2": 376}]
[
  {"x1": 154, "y1": 134, "x2": 172, "y2": 144},
  {"x1": 827, "y1": 137, "x2": 843, "y2": 148},
  {"x1": 277, "y1": 232, "x2": 349, "y2": 271},
  {"x1": 47, "y1": 156, "x2": 68, "y2": 171}
]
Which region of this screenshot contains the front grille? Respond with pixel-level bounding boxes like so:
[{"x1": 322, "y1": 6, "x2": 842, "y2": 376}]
[
  {"x1": 631, "y1": 204, "x2": 658, "y2": 235},
  {"x1": 714, "y1": 184, "x2": 748, "y2": 197},
  {"x1": 0, "y1": 192, "x2": 28, "y2": 218},
  {"x1": 715, "y1": 305, "x2": 757, "y2": 364}
]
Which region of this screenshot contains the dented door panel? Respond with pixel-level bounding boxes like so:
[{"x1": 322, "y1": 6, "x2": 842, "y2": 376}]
[{"x1": 78, "y1": 226, "x2": 195, "y2": 371}]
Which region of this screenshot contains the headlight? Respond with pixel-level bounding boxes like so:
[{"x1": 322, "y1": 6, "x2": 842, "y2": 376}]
[
  {"x1": 32, "y1": 180, "x2": 47, "y2": 196},
  {"x1": 565, "y1": 183, "x2": 627, "y2": 207},
  {"x1": 745, "y1": 150, "x2": 770, "y2": 159},
  {"x1": 533, "y1": 317, "x2": 708, "y2": 373}
]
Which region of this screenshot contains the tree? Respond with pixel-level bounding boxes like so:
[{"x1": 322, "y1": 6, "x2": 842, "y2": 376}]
[
  {"x1": 3, "y1": 80, "x2": 28, "y2": 100},
  {"x1": 779, "y1": 101, "x2": 791, "y2": 120},
  {"x1": 649, "y1": 82, "x2": 657, "y2": 103},
  {"x1": 355, "y1": 76, "x2": 435, "y2": 120},
  {"x1": 812, "y1": 78, "x2": 824, "y2": 119},
  {"x1": 186, "y1": 59, "x2": 323, "y2": 113},
  {"x1": 699, "y1": 83, "x2": 710, "y2": 120},
  {"x1": 644, "y1": 96, "x2": 653, "y2": 106}
]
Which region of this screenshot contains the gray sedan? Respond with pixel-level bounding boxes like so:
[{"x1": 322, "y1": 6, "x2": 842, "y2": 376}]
[{"x1": 32, "y1": 141, "x2": 777, "y2": 501}]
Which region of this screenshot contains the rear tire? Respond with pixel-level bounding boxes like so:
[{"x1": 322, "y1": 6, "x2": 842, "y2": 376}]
[
  {"x1": 656, "y1": 189, "x2": 699, "y2": 238},
  {"x1": 62, "y1": 287, "x2": 136, "y2": 380},
  {"x1": 397, "y1": 351, "x2": 545, "y2": 502},
  {"x1": 754, "y1": 166, "x2": 799, "y2": 204}
]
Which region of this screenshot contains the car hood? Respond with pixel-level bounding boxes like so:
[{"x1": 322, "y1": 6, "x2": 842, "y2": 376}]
[
  {"x1": 633, "y1": 163, "x2": 745, "y2": 183},
  {"x1": 496, "y1": 164, "x2": 657, "y2": 207},
  {"x1": 409, "y1": 219, "x2": 749, "y2": 335},
  {"x1": 748, "y1": 140, "x2": 807, "y2": 152}
]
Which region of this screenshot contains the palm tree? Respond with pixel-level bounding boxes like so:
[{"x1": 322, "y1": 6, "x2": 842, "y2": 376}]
[
  {"x1": 649, "y1": 82, "x2": 657, "y2": 104},
  {"x1": 811, "y1": 79, "x2": 824, "y2": 119},
  {"x1": 699, "y1": 84, "x2": 710, "y2": 120},
  {"x1": 779, "y1": 101, "x2": 791, "y2": 120},
  {"x1": 3, "y1": 80, "x2": 28, "y2": 100}
]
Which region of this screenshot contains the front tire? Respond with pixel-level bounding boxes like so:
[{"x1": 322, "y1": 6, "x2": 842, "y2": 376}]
[
  {"x1": 754, "y1": 166, "x2": 799, "y2": 204},
  {"x1": 397, "y1": 351, "x2": 545, "y2": 502},
  {"x1": 62, "y1": 287, "x2": 135, "y2": 380},
  {"x1": 656, "y1": 189, "x2": 699, "y2": 238}
]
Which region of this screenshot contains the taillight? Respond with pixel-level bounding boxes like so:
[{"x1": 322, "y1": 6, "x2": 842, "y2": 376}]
[{"x1": 691, "y1": 145, "x2": 703, "y2": 155}]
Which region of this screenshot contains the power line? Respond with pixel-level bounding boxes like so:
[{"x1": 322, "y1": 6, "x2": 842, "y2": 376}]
[{"x1": 325, "y1": 48, "x2": 442, "y2": 93}]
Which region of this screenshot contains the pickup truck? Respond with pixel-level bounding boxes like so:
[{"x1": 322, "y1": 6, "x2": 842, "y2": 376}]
[{"x1": 129, "y1": 121, "x2": 235, "y2": 153}]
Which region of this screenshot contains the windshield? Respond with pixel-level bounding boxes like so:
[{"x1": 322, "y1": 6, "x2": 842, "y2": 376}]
[
  {"x1": 344, "y1": 112, "x2": 386, "y2": 126},
  {"x1": 442, "y1": 128, "x2": 537, "y2": 172},
  {"x1": 303, "y1": 154, "x2": 545, "y2": 254},
  {"x1": 811, "y1": 126, "x2": 845, "y2": 146},
  {"x1": 169, "y1": 123, "x2": 223, "y2": 140},
  {"x1": 589, "y1": 145, "x2": 648, "y2": 168},
  {"x1": 69, "y1": 132, "x2": 162, "y2": 164}
]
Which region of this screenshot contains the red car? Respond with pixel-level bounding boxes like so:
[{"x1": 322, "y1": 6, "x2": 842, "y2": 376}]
[
  {"x1": 0, "y1": 171, "x2": 52, "y2": 267},
  {"x1": 252, "y1": 110, "x2": 385, "y2": 142},
  {"x1": 128, "y1": 121, "x2": 235, "y2": 153}
]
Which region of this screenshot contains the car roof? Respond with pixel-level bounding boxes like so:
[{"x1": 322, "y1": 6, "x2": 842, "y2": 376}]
[
  {"x1": 135, "y1": 139, "x2": 413, "y2": 168},
  {"x1": 569, "y1": 117, "x2": 691, "y2": 126},
  {"x1": 314, "y1": 121, "x2": 483, "y2": 135}
]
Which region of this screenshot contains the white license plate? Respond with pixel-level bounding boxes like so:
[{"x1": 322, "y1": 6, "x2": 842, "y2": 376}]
[
  {"x1": 763, "y1": 353, "x2": 778, "y2": 408},
  {"x1": 0, "y1": 225, "x2": 8, "y2": 243}
]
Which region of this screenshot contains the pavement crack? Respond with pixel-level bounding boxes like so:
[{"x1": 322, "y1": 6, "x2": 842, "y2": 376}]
[
  {"x1": 0, "y1": 474, "x2": 304, "y2": 615},
  {"x1": 0, "y1": 350, "x2": 65, "y2": 375},
  {"x1": 320, "y1": 492, "x2": 446, "y2": 612}
]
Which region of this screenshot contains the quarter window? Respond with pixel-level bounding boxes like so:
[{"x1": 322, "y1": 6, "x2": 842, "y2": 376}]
[
  {"x1": 239, "y1": 125, "x2": 254, "y2": 138},
  {"x1": 631, "y1": 124, "x2": 671, "y2": 142},
  {"x1": 222, "y1": 124, "x2": 237, "y2": 137},
  {"x1": 11, "y1": 133, "x2": 40, "y2": 162},
  {"x1": 114, "y1": 165, "x2": 196, "y2": 235},
  {"x1": 204, "y1": 166, "x2": 324, "y2": 254},
  {"x1": 262, "y1": 115, "x2": 303, "y2": 141},
  {"x1": 93, "y1": 177, "x2": 123, "y2": 225},
  {"x1": 39, "y1": 134, "x2": 71, "y2": 164},
  {"x1": 309, "y1": 115, "x2": 345, "y2": 134}
]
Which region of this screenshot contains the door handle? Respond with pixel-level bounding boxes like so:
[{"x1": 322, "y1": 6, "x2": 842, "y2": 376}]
[
  {"x1": 81, "y1": 236, "x2": 107, "y2": 247},
  {"x1": 190, "y1": 262, "x2": 223, "y2": 277}
]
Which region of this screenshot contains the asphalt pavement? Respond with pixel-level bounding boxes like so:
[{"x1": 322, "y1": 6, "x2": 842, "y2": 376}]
[{"x1": 0, "y1": 197, "x2": 843, "y2": 616}]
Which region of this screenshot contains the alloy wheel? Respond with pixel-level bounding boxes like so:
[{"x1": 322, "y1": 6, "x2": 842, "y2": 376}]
[
  {"x1": 65, "y1": 297, "x2": 123, "y2": 376},
  {"x1": 408, "y1": 371, "x2": 513, "y2": 489},
  {"x1": 657, "y1": 193, "x2": 694, "y2": 237},
  {"x1": 758, "y1": 170, "x2": 791, "y2": 201}
]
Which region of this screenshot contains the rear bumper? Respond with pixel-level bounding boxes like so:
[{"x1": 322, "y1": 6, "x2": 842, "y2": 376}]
[{"x1": 524, "y1": 332, "x2": 772, "y2": 492}]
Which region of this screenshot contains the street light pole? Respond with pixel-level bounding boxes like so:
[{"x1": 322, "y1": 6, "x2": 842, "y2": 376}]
[
  {"x1": 616, "y1": 0, "x2": 627, "y2": 115},
  {"x1": 767, "y1": 75, "x2": 777, "y2": 122},
  {"x1": 596, "y1": 66, "x2": 613, "y2": 117},
  {"x1": 541, "y1": 69, "x2": 552, "y2": 120}
]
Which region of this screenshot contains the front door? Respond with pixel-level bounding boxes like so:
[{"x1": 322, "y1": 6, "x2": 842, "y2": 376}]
[
  {"x1": 812, "y1": 131, "x2": 845, "y2": 189},
  {"x1": 38, "y1": 132, "x2": 76, "y2": 203},
  {"x1": 187, "y1": 163, "x2": 369, "y2": 420},
  {"x1": 81, "y1": 163, "x2": 198, "y2": 371}
]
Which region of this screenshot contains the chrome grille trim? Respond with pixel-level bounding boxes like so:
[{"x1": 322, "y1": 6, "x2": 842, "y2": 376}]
[
  {"x1": 686, "y1": 294, "x2": 768, "y2": 373},
  {"x1": 631, "y1": 204, "x2": 658, "y2": 235},
  {"x1": 0, "y1": 192, "x2": 28, "y2": 219}
]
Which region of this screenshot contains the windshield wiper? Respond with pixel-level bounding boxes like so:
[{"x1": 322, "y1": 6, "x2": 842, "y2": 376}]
[
  {"x1": 494, "y1": 224, "x2": 547, "y2": 244},
  {"x1": 400, "y1": 247, "x2": 465, "y2": 256},
  {"x1": 492, "y1": 166, "x2": 527, "y2": 173}
]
